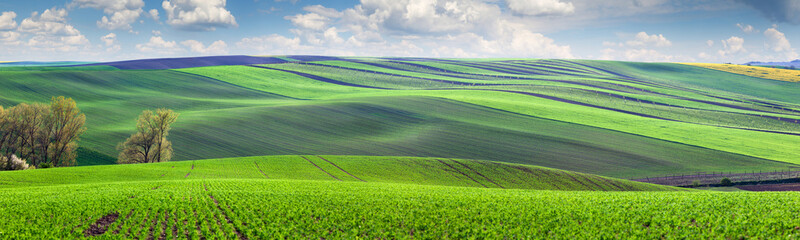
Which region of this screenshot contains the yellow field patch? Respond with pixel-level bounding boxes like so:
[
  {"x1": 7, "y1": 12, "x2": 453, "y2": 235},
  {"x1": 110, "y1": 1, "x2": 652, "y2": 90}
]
[{"x1": 681, "y1": 63, "x2": 800, "y2": 82}]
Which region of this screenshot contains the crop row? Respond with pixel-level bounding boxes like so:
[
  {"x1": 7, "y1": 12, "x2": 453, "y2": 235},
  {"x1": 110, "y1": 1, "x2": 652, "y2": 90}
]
[{"x1": 3, "y1": 179, "x2": 800, "y2": 239}]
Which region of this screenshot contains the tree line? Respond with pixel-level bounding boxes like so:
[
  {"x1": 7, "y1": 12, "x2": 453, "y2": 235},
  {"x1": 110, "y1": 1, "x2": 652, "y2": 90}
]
[{"x1": 1, "y1": 96, "x2": 178, "y2": 171}]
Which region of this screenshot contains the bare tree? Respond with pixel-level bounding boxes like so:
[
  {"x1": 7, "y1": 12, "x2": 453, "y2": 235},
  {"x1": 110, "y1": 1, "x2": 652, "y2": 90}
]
[{"x1": 117, "y1": 109, "x2": 179, "y2": 164}]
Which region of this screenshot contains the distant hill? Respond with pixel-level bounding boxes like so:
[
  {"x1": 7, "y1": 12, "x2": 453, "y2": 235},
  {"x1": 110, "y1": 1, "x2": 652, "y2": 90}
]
[{"x1": 745, "y1": 59, "x2": 800, "y2": 68}]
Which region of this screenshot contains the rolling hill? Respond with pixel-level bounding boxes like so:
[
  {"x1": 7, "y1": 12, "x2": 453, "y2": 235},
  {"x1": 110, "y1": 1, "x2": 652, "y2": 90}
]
[
  {"x1": 1, "y1": 56, "x2": 800, "y2": 178},
  {"x1": 5, "y1": 155, "x2": 800, "y2": 239}
]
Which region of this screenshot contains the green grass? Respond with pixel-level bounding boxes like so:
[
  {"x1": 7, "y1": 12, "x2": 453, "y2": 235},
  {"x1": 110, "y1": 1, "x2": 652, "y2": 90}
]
[
  {"x1": 2, "y1": 58, "x2": 800, "y2": 179},
  {"x1": 8, "y1": 156, "x2": 800, "y2": 239},
  {"x1": 0, "y1": 155, "x2": 676, "y2": 191}
]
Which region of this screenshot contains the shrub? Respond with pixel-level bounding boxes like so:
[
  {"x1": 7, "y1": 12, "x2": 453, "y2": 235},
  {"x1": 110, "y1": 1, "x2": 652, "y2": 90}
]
[
  {"x1": 0, "y1": 155, "x2": 31, "y2": 170},
  {"x1": 38, "y1": 162, "x2": 52, "y2": 169},
  {"x1": 692, "y1": 180, "x2": 700, "y2": 188},
  {"x1": 720, "y1": 178, "x2": 733, "y2": 186}
]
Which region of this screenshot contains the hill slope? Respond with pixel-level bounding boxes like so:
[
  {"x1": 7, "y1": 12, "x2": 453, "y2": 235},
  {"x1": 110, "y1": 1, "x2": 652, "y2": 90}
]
[
  {"x1": 7, "y1": 156, "x2": 800, "y2": 239},
  {"x1": 0, "y1": 155, "x2": 677, "y2": 191},
  {"x1": 1, "y1": 57, "x2": 800, "y2": 178}
]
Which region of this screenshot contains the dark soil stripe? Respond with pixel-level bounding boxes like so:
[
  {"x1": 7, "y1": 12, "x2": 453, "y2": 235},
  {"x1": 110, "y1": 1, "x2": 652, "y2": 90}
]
[
  {"x1": 436, "y1": 159, "x2": 488, "y2": 188},
  {"x1": 301, "y1": 156, "x2": 341, "y2": 181},
  {"x1": 253, "y1": 162, "x2": 269, "y2": 178},
  {"x1": 208, "y1": 194, "x2": 248, "y2": 240},
  {"x1": 316, "y1": 156, "x2": 365, "y2": 182},
  {"x1": 451, "y1": 159, "x2": 504, "y2": 188},
  {"x1": 184, "y1": 172, "x2": 190, "y2": 178},
  {"x1": 84, "y1": 213, "x2": 119, "y2": 237}
]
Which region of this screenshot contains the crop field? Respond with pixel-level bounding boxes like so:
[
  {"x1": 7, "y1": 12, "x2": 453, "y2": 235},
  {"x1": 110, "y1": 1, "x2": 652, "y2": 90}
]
[
  {"x1": 6, "y1": 155, "x2": 800, "y2": 239},
  {"x1": 3, "y1": 56, "x2": 800, "y2": 238},
  {"x1": 683, "y1": 62, "x2": 800, "y2": 82},
  {"x1": 1, "y1": 56, "x2": 800, "y2": 178}
]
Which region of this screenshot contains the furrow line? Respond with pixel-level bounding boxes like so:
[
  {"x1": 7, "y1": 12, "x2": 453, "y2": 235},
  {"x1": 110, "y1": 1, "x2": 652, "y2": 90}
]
[
  {"x1": 436, "y1": 159, "x2": 488, "y2": 188},
  {"x1": 316, "y1": 156, "x2": 366, "y2": 182},
  {"x1": 301, "y1": 156, "x2": 341, "y2": 181}
]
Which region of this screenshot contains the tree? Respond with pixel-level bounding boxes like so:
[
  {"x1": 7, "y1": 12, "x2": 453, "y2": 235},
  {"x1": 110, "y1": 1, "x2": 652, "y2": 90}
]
[
  {"x1": 0, "y1": 97, "x2": 85, "y2": 169},
  {"x1": 117, "y1": 109, "x2": 179, "y2": 164},
  {"x1": 41, "y1": 97, "x2": 86, "y2": 167}
]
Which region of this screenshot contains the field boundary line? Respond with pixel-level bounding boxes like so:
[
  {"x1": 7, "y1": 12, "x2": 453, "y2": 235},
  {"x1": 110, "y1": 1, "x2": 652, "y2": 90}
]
[
  {"x1": 436, "y1": 159, "x2": 488, "y2": 188},
  {"x1": 316, "y1": 156, "x2": 366, "y2": 182},
  {"x1": 451, "y1": 159, "x2": 503, "y2": 188},
  {"x1": 253, "y1": 162, "x2": 269, "y2": 178},
  {"x1": 301, "y1": 156, "x2": 341, "y2": 181}
]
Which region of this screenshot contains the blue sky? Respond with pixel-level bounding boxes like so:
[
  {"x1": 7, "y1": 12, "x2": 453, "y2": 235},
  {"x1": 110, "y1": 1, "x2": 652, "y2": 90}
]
[{"x1": 0, "y1": 0, "x2": 799, "y2": 63}]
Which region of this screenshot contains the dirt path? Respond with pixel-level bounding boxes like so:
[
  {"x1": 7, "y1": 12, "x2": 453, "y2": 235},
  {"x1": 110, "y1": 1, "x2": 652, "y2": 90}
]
[
  {"x1": 316, "y1": 156, "x2": 365, "y2": 182},
  {"x1": 301, "y1": 156, "x2": 341, "y2": 181}
]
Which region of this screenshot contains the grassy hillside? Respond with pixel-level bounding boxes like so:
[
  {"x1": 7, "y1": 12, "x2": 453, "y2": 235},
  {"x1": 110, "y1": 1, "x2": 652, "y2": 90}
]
[
  {"x1": 7, "y1": 156, "x2": 800, "y2": 239},
  {"x1": 2, "y1": 57, "x2": 800, "y2": 178},
  {"x1": 0, "y1": 155, "x2": 676, "y2": 191}
]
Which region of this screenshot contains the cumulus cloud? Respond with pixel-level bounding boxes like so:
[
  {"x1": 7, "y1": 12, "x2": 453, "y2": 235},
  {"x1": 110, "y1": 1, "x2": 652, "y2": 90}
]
[
  {"x1": 148, "y1": 9, "x2": 160, "y2": 21},
  {"x1": 626, "y1": 32, "x2": 671, "y2": 47},
  {"x1": 18, "y1": 8, "x2": 89, "y2": 52},
  {"x1": 736, "y1": 23, "x2": 757, "y2": 33},
  {"x1": 162, "y1": 0, "x2": 238, "y2": 31},
  {"x1": 763, "y1": 28, "x2": 798, "y2": 60},
  {"x1": 0, "y1": 12, "x2": 17, "y2": 30},
  {"x1": 706, "y1": 40, "x2": 714, "y2": 47},
  {"x1": 718, "y1": 36, "x2": 745, "y2": 56},
  {"x1": 736, "y1": 0, "x2": 800, "y2": 24},
  {"x1": 100, "y1": 33, "x2": 120, "y2": 52},
  {"x1": 506, "y1": 0, "x2": 575, "y2": 16},
  {"x1": 236, "y1": 34, "x2": 306, "y2": 54},
  {"x1": 285, "y1": 12, "x2": 329, "y2": 30},
  {"x1": 181, "y1": 39, "x2": 228, "y2": 55},
  {"x1": 101, "y1": 33, "x2": 116, "y2": 46},
  {"x1": 136, "y1": 36, "x2": 182, "y2": 54},
  {"x1": 764, "y1": 28, "x2": 791, "y2": 52},
  {"x1": 71, "y1": 0, "x2": 145, "y2": 30}
]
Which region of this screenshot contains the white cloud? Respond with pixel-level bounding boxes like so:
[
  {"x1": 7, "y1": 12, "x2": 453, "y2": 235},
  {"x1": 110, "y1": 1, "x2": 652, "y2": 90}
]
[
  {"x1": 706, "y1": 40, "x2": 714, "y2": 47},
  {"x1": 71, "y1": 0, "x2": 145, "y2": 30},
  {"x1": 236, "y1": 34, "x2": 306, "y2": 54},
  {"x1": 626, "y1": 32, "x2": 671, "y2": 47},
  {"x1": 17, "y1": 8, "x2": 89, "y2": 52},
  {"x1": 152, "y1": 30, "x2": 162, "y2": 36},
  {"x1": 181, "y1": 39, "x2": 228, "y2": 55},
  {"x1": 136, "y1": 36, "x2": 182, "y2": 54},
  {"x1": 764, "y1": 28, "x2": 792, "y2": 52},
  {"x1": 285, "y1": 12, "x2": 329, "y2": 30},
  {"x1": 162, "y1": 0, "x2": 238, "y2": 31},
  {"x1": 0, "y1": 31, "x2": 21, "y2": 44},
  {"x1": 718, "y1": 36, "x2": 745, "y2": 56},
  {"x1": 100, "y1": 33, "x2": 120, "y2": 52},
  {"x1": 763, "y1": 28, "x2": 798, "y2": 60},
  {"x1": 736, "y1": 23, "x2": 757, "y2": 33},
  {"x1": 101, "y1": 33, "x2": 116, "y2": 46},
  {"x1": 506, "y1": 0, "x2": 575, "y2": 16},
  {"x1": 148, "y1": 9, "x2": 160, "y2": 21},
  {"x1": 0, "y1": 12, "x2": 17, "y2": 30}
]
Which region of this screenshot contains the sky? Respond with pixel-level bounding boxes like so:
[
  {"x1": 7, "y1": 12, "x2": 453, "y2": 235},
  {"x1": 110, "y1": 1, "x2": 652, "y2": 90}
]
[{"x1": 0, "y1": 0, "x2": 799, "y2": 63}]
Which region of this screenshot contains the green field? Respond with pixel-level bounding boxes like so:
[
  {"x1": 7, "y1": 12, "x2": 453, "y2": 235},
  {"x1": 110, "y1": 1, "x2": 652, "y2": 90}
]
[
  {"x1": 3, "y1": 56, "x2": 800, "y2": 238},
  {"x1": 2, "y1": 57, "x2": 800, "y2": 178},
  {"x1": 7, "y1": 155, "x2": 800, "y2": 239}
]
